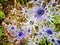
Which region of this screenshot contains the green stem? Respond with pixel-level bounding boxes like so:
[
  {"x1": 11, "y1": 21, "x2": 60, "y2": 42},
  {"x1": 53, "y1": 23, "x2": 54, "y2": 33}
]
[{"x1": 21, "y1": 0, "x2": 24, "y2": 5}]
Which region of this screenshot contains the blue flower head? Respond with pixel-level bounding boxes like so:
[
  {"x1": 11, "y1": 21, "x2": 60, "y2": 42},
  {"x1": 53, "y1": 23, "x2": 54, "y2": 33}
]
[
  {"x1": 56, "y1": 39, "x2": 60, "y2": 45},
  {"x1": 46, "y1": 29, "x2": 53, "y2": 35},
  {"x1": 18, "y1": 32, "x2": 23, "y2": 36},
  {"x1": 16, "y1": 30, "x2": 25, "y2": 39},
  {"x1": 36, "y1": 8, "x2": 44, "y2": 15},
  {"x1": 48, "y1": 37, "x2": 57, "y2": 44},
  {"x1": 8, "y1": 25, "x2": 17, "y2": 31},
  {"x1": 45, "y1": 27, "x2": 55, "y2": 36},
  {"x1": 35, "y1": 7, "x2": 45, "y2": 18},
  {"x1": 38, "y1": 31, "x2": 44, "y2": 38},
  {"x1": 28, "y1": 29, "x2": 30, "y2": 32},
  {"x1": 51, "y1": 39, "x2": 55, "y2": 42}
]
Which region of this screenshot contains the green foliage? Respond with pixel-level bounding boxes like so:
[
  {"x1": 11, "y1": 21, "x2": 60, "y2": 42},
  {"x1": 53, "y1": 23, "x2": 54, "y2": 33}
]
[
  {"x1": 19, "y1": 17, "x2": 24, "y2": 22},
  {"x1": 2, "y1": 0, "x2": 8, "y2": 2},
  {"x1": 0, "y1": 27, "x2": 4, "y2": 39},
  {"x1": 0, "y1": 32, "x2": 3, "y2": 39},
  {"x1": 0, "y1": 27, "x2": 7, "y2": 45},
  {"x1": 3, "y1": 42, "x2": 9, "y2": 45},
  {"x1": 54, "y1": 23, "x2": 60, "y2": 32},
  {"x1": 41, "y1": 37, "x2": 51, "y2": 45},
  {"x1": 51, "y1": 13, "x2": 60, "y2": 32},
  {"x1": 20, "y1": 0, "x2": 31, "y2": 5},
  {"x1": 1, "y1": 0, "x2": 8, "y2": 4},
  {"x1": 0, "y1": 10, "x2": 5, "y2": 20},
  {"x1": 35, "y1": 26, "x2": 39, "y2": 32},
  {"x1": 53, "y1": 16, "x2": 60, "y2": 23},
  {"x1": 0, "y1": 27, "x2": 4, "y2": 31},
  {"x1": 52, "y1": 13, "x2": 60, "y2": 24},
  {"x1": 0, "y1": 0, "x2": 8, "y2": 5},
  {"x1": 0, "y1": 0, "x2": 8, "y2": 7}
]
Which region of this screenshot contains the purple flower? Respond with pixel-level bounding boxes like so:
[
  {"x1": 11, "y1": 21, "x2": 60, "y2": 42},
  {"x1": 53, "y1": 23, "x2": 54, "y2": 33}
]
[
  {"x1": 56, "y1": 39, "x2": 60, "y2": 45},
  {"x1": 23, "y1": 28, "x2": 32, "y2": 35},
  {"x1": 15, "y1": 30, "x2": 26, "y2": 41},
  {"x1": 44, "y1": 27, "x2": 55, "y2": 36},
  {"x1": 46, "y1": 29, "x2": 53, "y2": 35},
  {"x1": 37, "y1": 8, "x2": 44, "y2": 15},
  {"x1": 38, "y1": 31, "x2": 44, "y2": 38},
  {"x1": 50, "y1": 38, "x2": 56, "y2": 43},
  {"x1": 18, "y1": 32, "x2": 24, "y2": 37},
  {"x1": 17, "y1": 31, "x2": 25, "y2": 38},
  {"x1": 51, "y1": 39, "x2": 55, "y2": 42},
  {"x1": 48, "y1": 36, "x2": 57, "y2": 44},
  {"x1": 35, "y1": 7, "x2": 45, "y2": 19},
  {"x1": 36, "y1": 7, "x2": 45, "y2": 16},
  {"x1": 8, "y1": 25, "x2": 17, "y2": 31}
]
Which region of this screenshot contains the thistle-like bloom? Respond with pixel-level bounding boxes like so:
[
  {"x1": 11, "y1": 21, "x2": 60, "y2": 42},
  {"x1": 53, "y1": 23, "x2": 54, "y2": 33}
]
[
  {"x1": 35, "y1": 7, "x2": 45, "y2": 19},
  {"x1": 23, "y1": 28, "x2": 32, "y2": 36},
  {"x1": 47, "y1": 36, "x2": 57, "y2": 44},
  {"x1": 44, "y1": 26, "x2": 55, "y2": 36},
  {"x1": 8, "y1": 24, "x2": 17, "y2": 32},
  {"x1": 37, "y1": 31, "x2": 44, "y2": 38},
  {"x1": 56, "y1": 39, "x2": 60, "y2": 45},
  {"x1": 16, "y1": 30, "x2": 25, "y2": 41},
  {"x1": 51, "y1": 39, "x2": 55, "y2": 42},
  {"x1": 36, "y1": 7, "x2": 45, "y2": 16},
  {"x1": 46, "y1": 29, "x2": 53, "y2": 35},
  {"x1": 32, "y1": 0, "x2": 46, "y2": 19}
]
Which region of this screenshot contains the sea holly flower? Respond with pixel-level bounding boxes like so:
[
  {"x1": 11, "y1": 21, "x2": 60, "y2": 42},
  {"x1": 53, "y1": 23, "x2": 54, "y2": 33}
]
[
  {"x1": 32, "y1": 0, "x2": 47, "y2": 19},
  {"x1": 48, "y1": 36, "x2": 57, "y2": 44},
  {"x1": 34, "y1": 0, "x2": 52, "y2": 19},
  {"x1": 37, "y1": 31, "x2": 44, "y2": 38},
  {"x1": 44, "y1": 26, "x2": 55, "y2": 37},
  {"x1": 16, "y1": 30, "x2": 25, "y2": 41},
  {"x1": 8, "y1": 24, "x2": 17, "y2": 32},
  {"x1": 52, "y1": 3, "x2": 57, "y2": 7},
  {"x1": 35, "y1": 6, "x2": 45, "y2": 19},
  {"x1": 36, "y1": 7, "x2": 45, "y2": 16},
  {"x1": 1, "y1": 0, "x2": 60, "y2": 45},
  {"x1": 18, "y1": 32, "x2": 24, "y2": 37},
  {"x1": 46, "y1": 29, "x2": 53, "y2": 35},
  {"x1": 51, "y1": 39, "x2": 55, "y2": 42},
  {"x1": 35, "y1": 7, "x2": 50, "y2": 22},
  {"x1": 23, "y1": 28, "x2": 32, "y2": 36},
  {"x1": 56, "y1": 39, "x2": 60, "y2": 45}
]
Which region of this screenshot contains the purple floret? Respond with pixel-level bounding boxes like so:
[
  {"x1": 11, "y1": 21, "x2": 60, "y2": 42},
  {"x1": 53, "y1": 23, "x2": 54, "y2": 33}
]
[
  {"x1": 35, "y1": 7, "x2": 45, "y2": 18},
  {"x1": 57, "y1": 40, "x2": 60, "y2": 44},
  {"x1": 46, "y1": 29, "x2": 53, "y2": 35}
]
